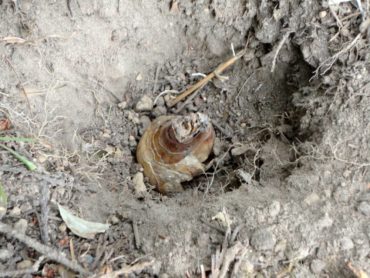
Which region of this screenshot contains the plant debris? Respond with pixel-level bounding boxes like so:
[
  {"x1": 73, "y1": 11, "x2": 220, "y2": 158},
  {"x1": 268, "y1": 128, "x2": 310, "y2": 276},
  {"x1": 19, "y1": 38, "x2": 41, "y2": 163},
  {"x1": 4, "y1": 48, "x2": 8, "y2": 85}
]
[{"x1": 58, "y1": 204, "x2": 110, "y2": 239}]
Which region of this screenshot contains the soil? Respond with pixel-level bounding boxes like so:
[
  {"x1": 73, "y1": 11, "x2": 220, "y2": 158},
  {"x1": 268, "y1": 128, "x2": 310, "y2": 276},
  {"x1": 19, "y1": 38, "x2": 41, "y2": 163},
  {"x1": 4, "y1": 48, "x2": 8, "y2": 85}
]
[{"x1": 0, "y1": 0, "x2": 370, "y2": 277}]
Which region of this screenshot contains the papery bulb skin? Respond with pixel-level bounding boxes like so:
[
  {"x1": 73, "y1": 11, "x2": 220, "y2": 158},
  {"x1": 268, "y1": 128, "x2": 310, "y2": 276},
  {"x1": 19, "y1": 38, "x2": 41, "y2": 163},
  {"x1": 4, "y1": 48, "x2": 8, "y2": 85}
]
[{"x1": 136, "y1": 113, "x2": 215, "y2": 194}]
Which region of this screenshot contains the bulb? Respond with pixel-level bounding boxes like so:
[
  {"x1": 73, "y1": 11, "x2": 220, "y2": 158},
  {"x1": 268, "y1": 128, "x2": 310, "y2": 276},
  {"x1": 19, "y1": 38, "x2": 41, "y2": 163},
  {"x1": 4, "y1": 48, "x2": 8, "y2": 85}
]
[{"x1": 136, "y1": 113, "x2": 215, "y2": 194}]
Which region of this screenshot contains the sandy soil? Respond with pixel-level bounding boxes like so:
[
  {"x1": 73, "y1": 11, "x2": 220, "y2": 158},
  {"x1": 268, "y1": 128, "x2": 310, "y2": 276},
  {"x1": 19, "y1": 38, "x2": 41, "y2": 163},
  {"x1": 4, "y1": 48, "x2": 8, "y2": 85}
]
[{"x1": 0, "y1": 0, "x2": 370, "y2": 277}]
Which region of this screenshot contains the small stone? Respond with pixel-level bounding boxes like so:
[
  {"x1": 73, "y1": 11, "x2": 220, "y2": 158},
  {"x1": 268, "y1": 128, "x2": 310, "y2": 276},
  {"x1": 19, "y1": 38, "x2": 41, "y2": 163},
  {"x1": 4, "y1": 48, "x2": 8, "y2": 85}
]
[
  {"x1": 9, "y1": 206, "x2": 21, "y2": 217},
  {"x1": 343, "y1": 170, "x2": 351, "y2": 178},
  {"x1": 17, "y1": 260, "x2": 32, "y2": 269},
  {"x1": 14, "y1": 219, "x2": 28, "y2": 234},
  {"x1": 155, "y1": 96, "x2": 165, "y2": 107},
  {"x1": 135, "y1": 95, "x2": 153, "y2": 112},
  {"x1": 339, "y1": 237, "x2": 354, "y2": 250},
  {"x1": 310, "y1": 259, "x2": 325, "y2": 274},
  {"x1": 250, "y1": 228, "x2": 276, "y2": 251},
  {"x1": 129, "y1": 136, "x2": 137, "y2": 148},
  {"x1": 304, "y1": 193, "x2": 320, "y2": 205},
  {"x1": 126, "y1": 110, "x2": 140, "y2": 124},
  {"x1": 212, "y1": 138, "x2": 222, "y2": 156},
  {"x1": 139, "y1": 115, "x2": 151, "y2": 132},
  {"x1": 358, "y1": 202, "x2": 370, "y2": 216},
  {"x1": 132, "y1": 172, "x2": 146, "y2": 195},
  {"x1": 37, "y1": 154, "x2": 48, "y2": 163},
  {"x1": 236, "y1": 169, "x2": 252, "y2": 184},
  {"x1": 274, "y1": 240, "x2": 287, "y2": 253},
  {"x1": 58, "y1": 223, "x2": 67, "y2": 233},
  {"x1": 110, "y1": 215, "x2": 120, "y2": 225},
  {"x1": 231, "y1": 144, "x2": 250, "y2": 157},
  {"x1": 333, "y1": 187, "x2": 350, "y2": 203},
  {"x1": 317, "y1": 213, "x2": 333, "y2": 230},
  {"x1": 152, "y1": 105, "x2": 167, "y2": 117},
  {"x1": 268, "y1": 201, "x2": 281, "y2": 217},
  {"x1": 118, "y1": 101, "x2": 127, "y2": 110},
  {"x1": 0, "y1": 249, "x2": 13, "y2": 261},
  {"x1": 136, "y1": 73, "x2": 143, "y2": 81},
  {"x1": 319, "y1": 11, "x2": 327, "y2": 18}
]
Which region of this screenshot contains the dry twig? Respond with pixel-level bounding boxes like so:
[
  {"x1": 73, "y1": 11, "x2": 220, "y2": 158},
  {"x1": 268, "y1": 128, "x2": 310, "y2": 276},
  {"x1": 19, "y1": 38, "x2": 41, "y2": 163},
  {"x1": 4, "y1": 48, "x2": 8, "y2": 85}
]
[
  {"x1": 0, "y1": 256, "x2": 45, "y2": 277},
  {"x1": 39, "y1": 181, "x2": 50, "y2": 244},
  {"x1": 0, "y1": 222, "x2": 90, "y2": 275},
  {"x1": 271, "y1": 31, "x2": 293, "y2": 73},
  {"x1": 167, "y1": 50, "x2": 246, "y2": 107},
  {"x1": 313, "y1": 33, "x2": 362, "y2": 77},
  {"x1": 132, "y1": 219, "x2": 141, "y2": 249}
]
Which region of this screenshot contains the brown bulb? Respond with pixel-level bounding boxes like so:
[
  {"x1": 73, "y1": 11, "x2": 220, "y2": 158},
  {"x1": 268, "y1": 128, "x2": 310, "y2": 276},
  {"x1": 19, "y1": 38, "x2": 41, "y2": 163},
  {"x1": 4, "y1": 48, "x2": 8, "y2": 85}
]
[{"x1": 136, "y1": 113, "x2": 215, "y2": 194}]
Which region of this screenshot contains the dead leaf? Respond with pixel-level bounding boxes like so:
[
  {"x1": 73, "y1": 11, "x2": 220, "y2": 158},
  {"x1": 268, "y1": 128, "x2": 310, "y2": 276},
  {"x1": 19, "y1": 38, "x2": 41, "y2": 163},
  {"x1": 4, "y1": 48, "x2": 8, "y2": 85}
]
[
  {"x1": 0, "y1": 119, "x2": 11, "y2": 131},
  {"x1": 58, "y1": 204, "x2": 110, "y2": 239},
  {"x1": 1, "y1": 36, "x2": 27, "y2": 44}
]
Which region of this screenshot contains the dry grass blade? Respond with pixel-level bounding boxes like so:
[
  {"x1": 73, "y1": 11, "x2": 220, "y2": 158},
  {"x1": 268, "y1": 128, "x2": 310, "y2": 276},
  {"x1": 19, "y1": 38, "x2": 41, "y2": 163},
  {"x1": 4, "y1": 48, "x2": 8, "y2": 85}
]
[{"x1": 0, "y1": 36, "x2": 27, "y2": 44}]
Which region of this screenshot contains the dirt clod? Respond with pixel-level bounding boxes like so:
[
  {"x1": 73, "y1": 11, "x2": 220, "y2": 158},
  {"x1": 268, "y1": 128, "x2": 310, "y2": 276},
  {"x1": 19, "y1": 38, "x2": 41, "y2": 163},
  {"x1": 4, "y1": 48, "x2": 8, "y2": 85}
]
[
  {"x1": 135, "y1": 95, "x2": 154, "y2": 112},
  {"x1": 250, "y1": 228, "x2": 276, "y2": 251}
]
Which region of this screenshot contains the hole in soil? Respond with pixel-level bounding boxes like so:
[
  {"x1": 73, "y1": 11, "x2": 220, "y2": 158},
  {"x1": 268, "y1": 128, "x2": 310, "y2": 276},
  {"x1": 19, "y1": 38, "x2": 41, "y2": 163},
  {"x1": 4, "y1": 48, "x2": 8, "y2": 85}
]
[{"x1": 192, "y1": 47, "x2": 315, "y2": 194}]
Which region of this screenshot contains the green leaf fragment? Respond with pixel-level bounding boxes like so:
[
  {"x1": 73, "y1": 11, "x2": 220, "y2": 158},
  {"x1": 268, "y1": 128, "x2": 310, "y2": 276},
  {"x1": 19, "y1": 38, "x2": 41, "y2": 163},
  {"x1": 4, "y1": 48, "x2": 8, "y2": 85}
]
[{"x1": 0, "y1": 143, "x2": 37, "y2": 171}]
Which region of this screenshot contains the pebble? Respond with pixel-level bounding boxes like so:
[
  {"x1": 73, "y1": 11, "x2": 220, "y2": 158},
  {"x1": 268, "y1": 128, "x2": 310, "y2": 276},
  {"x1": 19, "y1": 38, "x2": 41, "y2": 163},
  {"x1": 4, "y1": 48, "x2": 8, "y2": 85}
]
[
  {"x1": 136, "y1": 73, "x2": 143, "y2": 81},
  {"x1": 333, "y1": 187, "x2": 350, "y2": 203},
  {"x1": 135, "y1": 95, "x2": 153, "y2": 112},
  {"x1": 268, "y1": 201, "x2": 281, "y2": 217},
  {"x1": 357, "y1": 202, "x2": 370, "y2": 216},
  {"x1": 339, "y1": 237, "x2": 354, "y2": 250},
  {"x1": 129, "y1": 135, "x2": 137, "y2": 148},
  {"x1": 126, "y1": 110, "x2": 140, "y2": 124},
  {"x1": 9, "y1": 206, "x2": 21, "y2": 217},
  {"x1": 117, "y1": 101, "x2": 127, "y2": 110},
  {"x1": 14, "y1": 219, "x2": 28, "y2": 234},
  {"x1": 17, "y1": 259, "x2": 32, "y2": 269},
  {"x1": 152, "y1": 105, "x2": 167, "y2": 117},
  {"x1": 250, "y1": 228, "x2": 276, "y2": 251},
  {"x1": 212, "y1": 138, "x2": 222, "y2": 156},
  {"x1": 319, "y1": 10, "x2": 327, "y2": 18},
  {"x1": 132, "y1": 172, "x2": 146, "y2": 194},
  {"x1": 310, "y1": 259, "x2": 326, "y2": 274},
  {"x1": 155, "y1": 96, "x2": 165, "y2": 106},
  {"x1": 231, "y1": 144, "x2": 250, "y2": 157},
  {"x1": 236, "y1": 169, "x2": 252, "y2": 184},
  {"x1": 58, "y1": 223, "x2": 67, "y2": 233},
  {"x1": 304, "y1": 193, "x2": 320, "y2": 205},
  {"x1": 139, "y1": 115, "x2": 151, "y2": 133},
  {"x1": 110, "y1": 215, "x2": 120, "y2": 225},
  {"x1": 0, "y1": 248, "x2": 13, "y2": 261},
  {"x1": 317, "y1": 213, "x2": 333, "y2": 230},
  {"x1": 274, "y1": 240, "x2": 287, "y2": 253}
]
